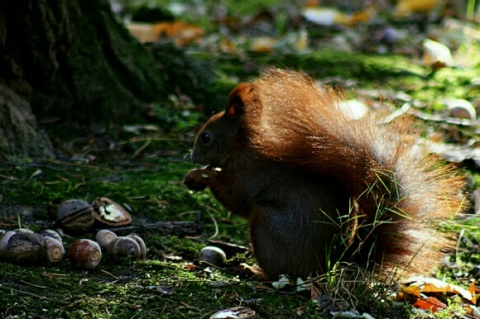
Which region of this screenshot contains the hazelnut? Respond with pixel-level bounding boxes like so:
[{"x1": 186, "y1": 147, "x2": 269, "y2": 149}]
[
  {"x1": 6, "y1": 233, "x2": 47, "y2": 264},
  {"x1": 69, "y1": 239, "x2": 102, "y2": 269},
  {"x1": 199, "y1": 246, "x2": 226, "y2": 267},
  {"x1": 44, "y1": 237, "x2": 65, "y2": 263},
  {"x1": 95, "y1": 229, "x2": 117, "y2": 252},
  {"x1": 40, "y1": 229, "x2": 63, "y2": 244},
  {"x1": 127, "y1": 233, "x2": 147, "y2": 259},
  {"x1": 108, "y1": 236, "x2": 141, "y2": 261}
]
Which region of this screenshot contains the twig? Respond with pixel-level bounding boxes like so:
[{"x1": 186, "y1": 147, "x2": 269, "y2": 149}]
[
  {"x1": 180, "y1": 301, "x2": 200, "y2": 310},
  {"x1": 20, "y1": 279, "x2": 46, "y2": 289},
  {"x1": 100, "y1": 269, "x2": 119, "y2": 280},
  {"x1": 43, "y1": 159, "x2": 114, "y2": 172},
  {"x1": 205, "y1": 206, "x2": 219, "y2": 239},
  {"x1": 379, "y1": 102, "x2": 411, "y2": 124},
  {"x1": 380, "y1": 102, "x2": 475, "y2": 127},
  {"x1": 117, "y1": 136, "x2": 188, "y2": 145},
  {"x1": 0, "y1": 173, "x2": 18, "y2": 180},
  {"x1": 41, "y1": 272, "x2": 68, "y2": 278},
  {"x1": 0, "y1": 286, "x2": 69, "y2": 305},
  {"x1": 132, "y1": 139, "x2": 151, "y2": 158},
  {"x1": 408, "y1": 107, "x2": 474, "y2": 126}
]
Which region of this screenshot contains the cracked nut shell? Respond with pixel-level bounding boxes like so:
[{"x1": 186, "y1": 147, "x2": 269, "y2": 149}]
[{"x1": 91, "y1": 197, "x2": 132, "y2": 227}]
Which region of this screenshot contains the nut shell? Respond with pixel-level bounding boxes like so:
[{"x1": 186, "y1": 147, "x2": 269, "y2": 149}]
[
  {"x1": 44, "y1": 237, "x2": 65, "y2": 263},
  {"x1": 40, "y1": 229, "x2": 63, "y2": 244},
  {"x1": 14, "y1": 228, "x2": 34, "y2": 234},
  {"x1": 69, "y1": 239, "x2": 102, "y2": 269},
  {"x1": 127, "y1": 233, "x2": 147, "y2": 259},
  {"x1": 199, "y1": 246, "x2": 226, "y2": 267},
  {"x1": 7, "y1": 233, "x2": 47, "y2": 264},
  {"x1": 209, "y1": 307, "x2": 256, "y2": 319},
  {"x1": 56, "y1": 199, "x2": 95, "y2": 234},
  {"x1": 92, "y1": 197, "x2": 132, "y2": 227},
  {"x1": 95, "y1": 229, "x2": 118, "y2": 252},
  {"x1": 0, "y1": 231, "x2": 15, "y2": 259},
  {"x1": 108, "y1": 236, "x2": 141, "y2": 260}
]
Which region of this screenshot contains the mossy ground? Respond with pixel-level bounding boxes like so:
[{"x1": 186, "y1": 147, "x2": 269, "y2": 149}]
[
  {"x1": 1, "y1": 258, "x2": 317, "y2": 319},
  {"x1": 2, "y1": 37, "x2": 480, "y2": 319}
]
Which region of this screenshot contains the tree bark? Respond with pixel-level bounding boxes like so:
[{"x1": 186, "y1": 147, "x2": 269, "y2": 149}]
[
  {"x1": 0, "y1": 85, "x2": 53, "y2": 159},
  {"x1": 0, "y1": 0, "x2": 166, "y2": 160}
]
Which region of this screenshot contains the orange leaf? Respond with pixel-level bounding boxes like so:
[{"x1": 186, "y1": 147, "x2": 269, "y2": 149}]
[
  {"x1": 153, "y1": 21, "x2": 204, "y2": 46},
  {"x1": 413, "y1": 297, "x2": 447, "y2": 313},
  {"x1": 403, "y1": 277, "x2": 475, "y2": 303},
  {"x1": 468, "y1": 281, "x2": 477, "y2": 304}
]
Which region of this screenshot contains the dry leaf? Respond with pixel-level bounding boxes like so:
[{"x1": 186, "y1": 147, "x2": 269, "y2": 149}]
[
  {"x1": 153, "y1": 21, "x2": 204, "y2": 46},
  {"x1": 249, "y1": 37, "x2": 276, "y2": 53},
  {"x1": 413, "y1": 296, "x2": 447, "y2": 312},
  {"x1": 127, "y1": 21, "x2": 204, "y2": 46},
  {"x1": 402, "y1": 277, "x2": 476, "y2": 303},
  {"x1": 395, "y1": 0, "x2": 438, "y2": 17}
]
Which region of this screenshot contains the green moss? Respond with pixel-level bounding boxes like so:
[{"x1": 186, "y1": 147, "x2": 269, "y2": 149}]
[{"x1": 0, "y1": 258, "x2": 318, "y2": 318}]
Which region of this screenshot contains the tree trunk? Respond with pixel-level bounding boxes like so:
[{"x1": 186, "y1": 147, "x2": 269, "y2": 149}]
[
  {"x1": 0, "y1": 85, "x2": 54, "y2": 159},
  {"x1": 0, "y1": 0, "x2": 166, "y2": 160}
]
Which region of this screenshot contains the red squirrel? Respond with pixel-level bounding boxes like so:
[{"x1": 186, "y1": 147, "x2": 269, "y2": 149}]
[{"x1": 184, "y1": 68, "x2": 466, "y2": 280}]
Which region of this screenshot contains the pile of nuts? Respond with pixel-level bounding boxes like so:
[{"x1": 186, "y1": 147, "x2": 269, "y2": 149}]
[
  {"x1": 1, "y1": 198, "x2": 231, "y2": 272},
  {"x1": 0, "y1": 228, "x2": 147, "y2": 269},
  {"x1": 70, "y1": 230, "x2": 147, "y2": 269},
  {"x1": 0, "y1": 228, "x2": 65, "y2": 264}
]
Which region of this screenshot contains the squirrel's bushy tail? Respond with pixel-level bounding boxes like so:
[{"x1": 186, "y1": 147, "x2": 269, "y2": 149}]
[{"x1": 243, "y1": 68, "x2": 466, "y2": 274}]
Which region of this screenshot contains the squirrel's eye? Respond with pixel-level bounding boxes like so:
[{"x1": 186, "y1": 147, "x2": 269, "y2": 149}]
[{"x1": 200, "y1": 132, "x2": 212, "y2": 144}]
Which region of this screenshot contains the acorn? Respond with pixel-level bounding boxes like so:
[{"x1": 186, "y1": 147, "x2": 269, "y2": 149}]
[
  {"x1": 43, "y1": 237, "x2": 65, "y2": 263},
  {"x1": 6, "y1": 232, "x2": 47, "y2": 264},
  {"x1": 69, "y1": 239, "x2": 102, "y2": 269},
  {"x1": 56, "y1": 199, "x2": 95, "y2": 234},
  {"x1": 199, "y1": 246, "x2": 226, "y2": 267},
  {"x1": 108, "y1": 236, "x2": 141, "y2": 261},
  {"x1": 126, "y1": 233, "x2": 147, "y2": 259},
  {"x1": 95, "y1": 229, "x2": 117, "y2": 252}
]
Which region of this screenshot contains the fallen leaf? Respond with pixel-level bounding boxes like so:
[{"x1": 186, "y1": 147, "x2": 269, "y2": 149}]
[
  {"x1": 395, "y1": 0, "x2": 438, "y2": 17},
  {"x1": 413, "y1": 296, "x2": 447, "y2": 312},
  {"x1": 402, "y1": 277, "x2": 476, "y2": 303}
]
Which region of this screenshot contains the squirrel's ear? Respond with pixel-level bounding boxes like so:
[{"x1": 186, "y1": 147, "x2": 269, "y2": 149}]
[
  {"x1": 226, "y1": 95, "x2": 244, "y2": 118},
  {"x1": 225, "y1": 84, "x2": 249, "y2": 119}
]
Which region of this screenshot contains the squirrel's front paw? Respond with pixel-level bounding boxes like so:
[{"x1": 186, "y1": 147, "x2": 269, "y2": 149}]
[{"x1": 184, "y1": 169, "x2": 210, "y2": 191}]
